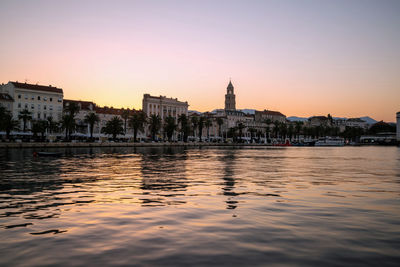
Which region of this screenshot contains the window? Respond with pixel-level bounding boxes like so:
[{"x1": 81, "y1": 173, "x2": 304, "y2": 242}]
[
  {"x1": 44, "y1": 113, "x2": 47, "y2": 118},
  {"x1": 44, "y1": 97, "x2": 47, "y2": 101},
  {"x1": 58, "y1": 106, "x2": 62, "y2": 111},
  {"x1": 37, "y1": 112, "x2": 41, "y2": 119},
  {"x1": 18, "y1": 103, "x2": 21, "y2": 108},
  {"x1": 38, "y1": 96, "x2": 41, "y2": 100},
  {"x1": 31, "y1": 95, "x2": 34, "y2": 100},
  {"x1": 44, "y1": 105, "x2": 47, "y2": 110},
  {"x1": 49, "y1": 105, "x2": 53, "y2": 111},
  {"x1": 58, "y1": 98, "x2": 62, "y2": 103},
  {"x1": 18, "y1": 94, "x2": 21, "y2": 99},
  {"x1": 38, "y1": 104, "x2": 41, "y2": 109},
  {"x1": 50, "y1": 97, "x2": 52, "y2": 102},
  {"x1": 25, "y1": 94, "x2": 28, "y2": 99},
  {"x1": 31, "y1": 104, "x2": 34, "y2": 109},
  {"x1": 25, "y1": 103, "x2": 28, "y2": 108}
]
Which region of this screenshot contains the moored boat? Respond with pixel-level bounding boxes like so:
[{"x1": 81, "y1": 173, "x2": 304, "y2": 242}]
[
  {"x1": 315, "y1": 137, "x2": 344, "y2": 146},
  {"x1": 34, "y1": 152, "x2": 63, "y2": 157}
]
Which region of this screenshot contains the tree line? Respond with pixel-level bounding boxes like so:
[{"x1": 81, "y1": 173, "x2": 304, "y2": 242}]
[{"x1": 1, "y1": 104, "x2": 394, "y2": 143}]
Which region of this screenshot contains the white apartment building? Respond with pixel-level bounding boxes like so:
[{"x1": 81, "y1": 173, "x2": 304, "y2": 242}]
[
  {"x1": 142, "y1": 94, "x2": 188, "y2": 121},
  {"x1": 0, "y1": 82, "x2": 63, "y2": 128},
  {"x1": 345, "y1": 118, "x2": 368, "y2": 129}
]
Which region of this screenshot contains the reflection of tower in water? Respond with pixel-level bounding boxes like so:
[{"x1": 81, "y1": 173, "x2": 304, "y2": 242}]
[
  {"x1": 139, "y1": 146, "x2": 188, "y2": 206},
  {"x1": 221, "y1": 150, "x2": 238, "y2": 209}
]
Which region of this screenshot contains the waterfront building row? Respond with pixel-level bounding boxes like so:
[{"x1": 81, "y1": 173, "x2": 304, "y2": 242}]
[{"x1": 1, "y1": 80, "x2": 397, "y2": 142}]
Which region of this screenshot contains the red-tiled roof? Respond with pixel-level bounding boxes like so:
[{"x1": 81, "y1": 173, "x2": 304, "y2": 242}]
[
  {"x1": 64, "y1": 99, "x2": 96, "y2": 110},
  {"x1": 94, "y1": 106, "x2": 136, "y2": 116},
  {"x1": 257, "y1": 110, "x2": 286, "y2": 117},
  {"x1": 0, "y1": 93, "x2": 14, "y2": 102},
  {"x1": 11, "y1": 81, "x2": 63, "y2": 94}
]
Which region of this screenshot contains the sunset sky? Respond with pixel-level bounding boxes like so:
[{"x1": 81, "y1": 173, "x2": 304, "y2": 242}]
[{"x1": 0, "y1": 0, "x2": 399, "y2": 121}]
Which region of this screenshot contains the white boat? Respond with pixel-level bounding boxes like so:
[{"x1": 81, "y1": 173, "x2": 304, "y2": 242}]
[{"x1": 314, "y1": 137, "x2": 344, "y2": 146}]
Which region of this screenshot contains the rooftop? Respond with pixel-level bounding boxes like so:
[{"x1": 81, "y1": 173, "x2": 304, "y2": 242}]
[
  {"x1": 257, "y1": 109, "x2": 286, "y2": 117},
  {"x1": 64, "y1": 99, "x2": 96, "y2": 110},
  {"x1": 10, "y1": 81, "x2": 63, "y2": 94}
]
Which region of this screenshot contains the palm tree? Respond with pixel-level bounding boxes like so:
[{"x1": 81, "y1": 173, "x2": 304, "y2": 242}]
[
  {"x1": 216, "y1": 117, "x2": 224, "y2": 141},
  {"x1": 32, "y1": 120, "x2": 47, "y2": 141},
  {"x1": 204, "y1": 118, "x2": 212, "y2": 141},
  {"x1": 0, "y1": 106, "x2": 7, "y2": 132},
  {"x1": 294, "y1": 121, "x2": 303, "y2": 140},
  {"x1": 164, "y1": 116, "x2": 177, "y2": 142},
  {"x1": 129, "y1": 111, "x2": 146, "y2": 142},
  {"x1": 178, "y1": 114, "x2": 190, "y2": 142},
  {"x1": 46, "y1": 116, "x2": 59, "y2": 134},
  {"x1": 18, "y1": 109, "x2": 32, "y2": 132},
  {"x1": 3, "y1": 112, "x2": 19, "y2": 139},
  {"x1": 65, "y1": 102, "x2": 80, "y2": 117},
  {"x1": 273, "y1": 120, "x2": 280, "y2": 138},
  {"x1": 84, "y1": 112, "x2": 100, "y2": 140},
  {"x1": 121, "y1": 109, "x2": 130, "y2": 134},
  {"x1": 279, "y1": 123, "x2": 288, "y2": 140},
  {"x1": 248, "y1": 127, "x2": 257, "y2": 143},
  {"x1": 63, "y1": 102, "x2": 80, "y2": 140},
  {"x1": 228, "y1": 127, "x2": 237, "y2": 142},
  {"x1": 191, "y1": 116, "x2": 199, "y2": 139},
  {"x1": 101, "y1": 116, "x2": 124, "y2": 140},
  {"x1": 148, "y1": 114, "x2": 161, "y2": 141},
  {"x1": 198, "y1": 116, "x2": 204, "y2": 142},
  {"x1": 61, "y1": 114, "x2": 76, "y2": 140},
  {"x1": 237, "y1": 123, "x2": 245, "y2": 143},
  {"x1": 288, "y1": 124, "x2": 294, "y2": 141},
  {"x1": 256, "y1": 130, "x2": 263, "y2": 143}
]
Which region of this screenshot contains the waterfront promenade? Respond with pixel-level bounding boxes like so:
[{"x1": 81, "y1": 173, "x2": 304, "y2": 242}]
[{"x1": 0, "y1": 141, "x2": 273, "y2": 149}]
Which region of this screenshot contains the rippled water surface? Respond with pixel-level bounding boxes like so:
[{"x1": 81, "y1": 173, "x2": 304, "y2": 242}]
[{"x1": 1, "y1": 146, "x2": 399, "y2": 266}]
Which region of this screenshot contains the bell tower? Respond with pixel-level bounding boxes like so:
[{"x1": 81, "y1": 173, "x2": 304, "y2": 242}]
[{"x1": 224, "y1": 80, "x2": 236, "y2": 110}]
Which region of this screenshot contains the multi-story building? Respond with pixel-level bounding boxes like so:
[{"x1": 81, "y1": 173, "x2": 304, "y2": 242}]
[
  {"x1": 142, "y1": 94, "x2": 188, "y2": 121},
  {"x1": 345, "y1": 118, "x2": 368, "y2": 129},
  {"x1": 255, "y1": 110, "x2": 286, "y2": 123},
  {"x1": 0, "y1": 82, "x2": 63, "y2": 127},
  {"x1": 63, "y1": 99, "x2": 97, "y2": 136},
  {"x1": 64, "y1": 99, "x2": 137, "y2": 138},
  {"x1": 308, "y1": 116, "x2": 331, "y2": 127}
]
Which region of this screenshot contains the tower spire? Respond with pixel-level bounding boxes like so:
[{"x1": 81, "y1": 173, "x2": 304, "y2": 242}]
[{"x1": 225, "y1": 79, "x2": 236, "y2": 110}]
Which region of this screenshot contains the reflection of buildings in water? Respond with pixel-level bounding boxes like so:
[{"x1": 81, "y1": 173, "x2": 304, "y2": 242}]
[
  {"x1": 0, "y1": 149, "x2": 67, "y2": 221},
  {"x1": 221, "y1": 150, "x2": 238, "y2": 209},
  {"x1": 0, "y1": 148, "x2": 117, "y2": 221},
  {"x1": 139, "y1": 147, "x2": 188, "y2": 206}
]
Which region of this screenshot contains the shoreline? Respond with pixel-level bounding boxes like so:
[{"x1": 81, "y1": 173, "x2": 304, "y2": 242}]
[
  {"x1": 0, "y1": 142, "x2": 274, "y2": 149},
  {"x1": 0, "y1": 142, "x2": 397, "y2": 149}
]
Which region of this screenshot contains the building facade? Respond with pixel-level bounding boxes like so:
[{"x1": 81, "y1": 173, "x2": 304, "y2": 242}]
[
  {"x1": 255, "y1": 110, "x2": 286, "y2": 123},
  {"x1": 142, "y1": 94, "x2": 188, "y2": 121},
  {"x1": 224, "y1": 81, "x2": 236, "y2": 110},
  {"x1": 345, "y1": 118, "x2": 368, "y2": 129},
  {"x1": 0, "y1": 81, "x2": 63, "y2": 121}
]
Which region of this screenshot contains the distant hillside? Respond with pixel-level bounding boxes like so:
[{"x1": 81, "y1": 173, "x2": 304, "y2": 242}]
[
  {"x1": 287, "y1": 116, "x2": 308, "y2": 122},
  {"x1": 239, "y1": 109, "x2": 256, "y2": 115},
  {"x1": 360, "y1": 116, "x2": 377, "y2": 124}
]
